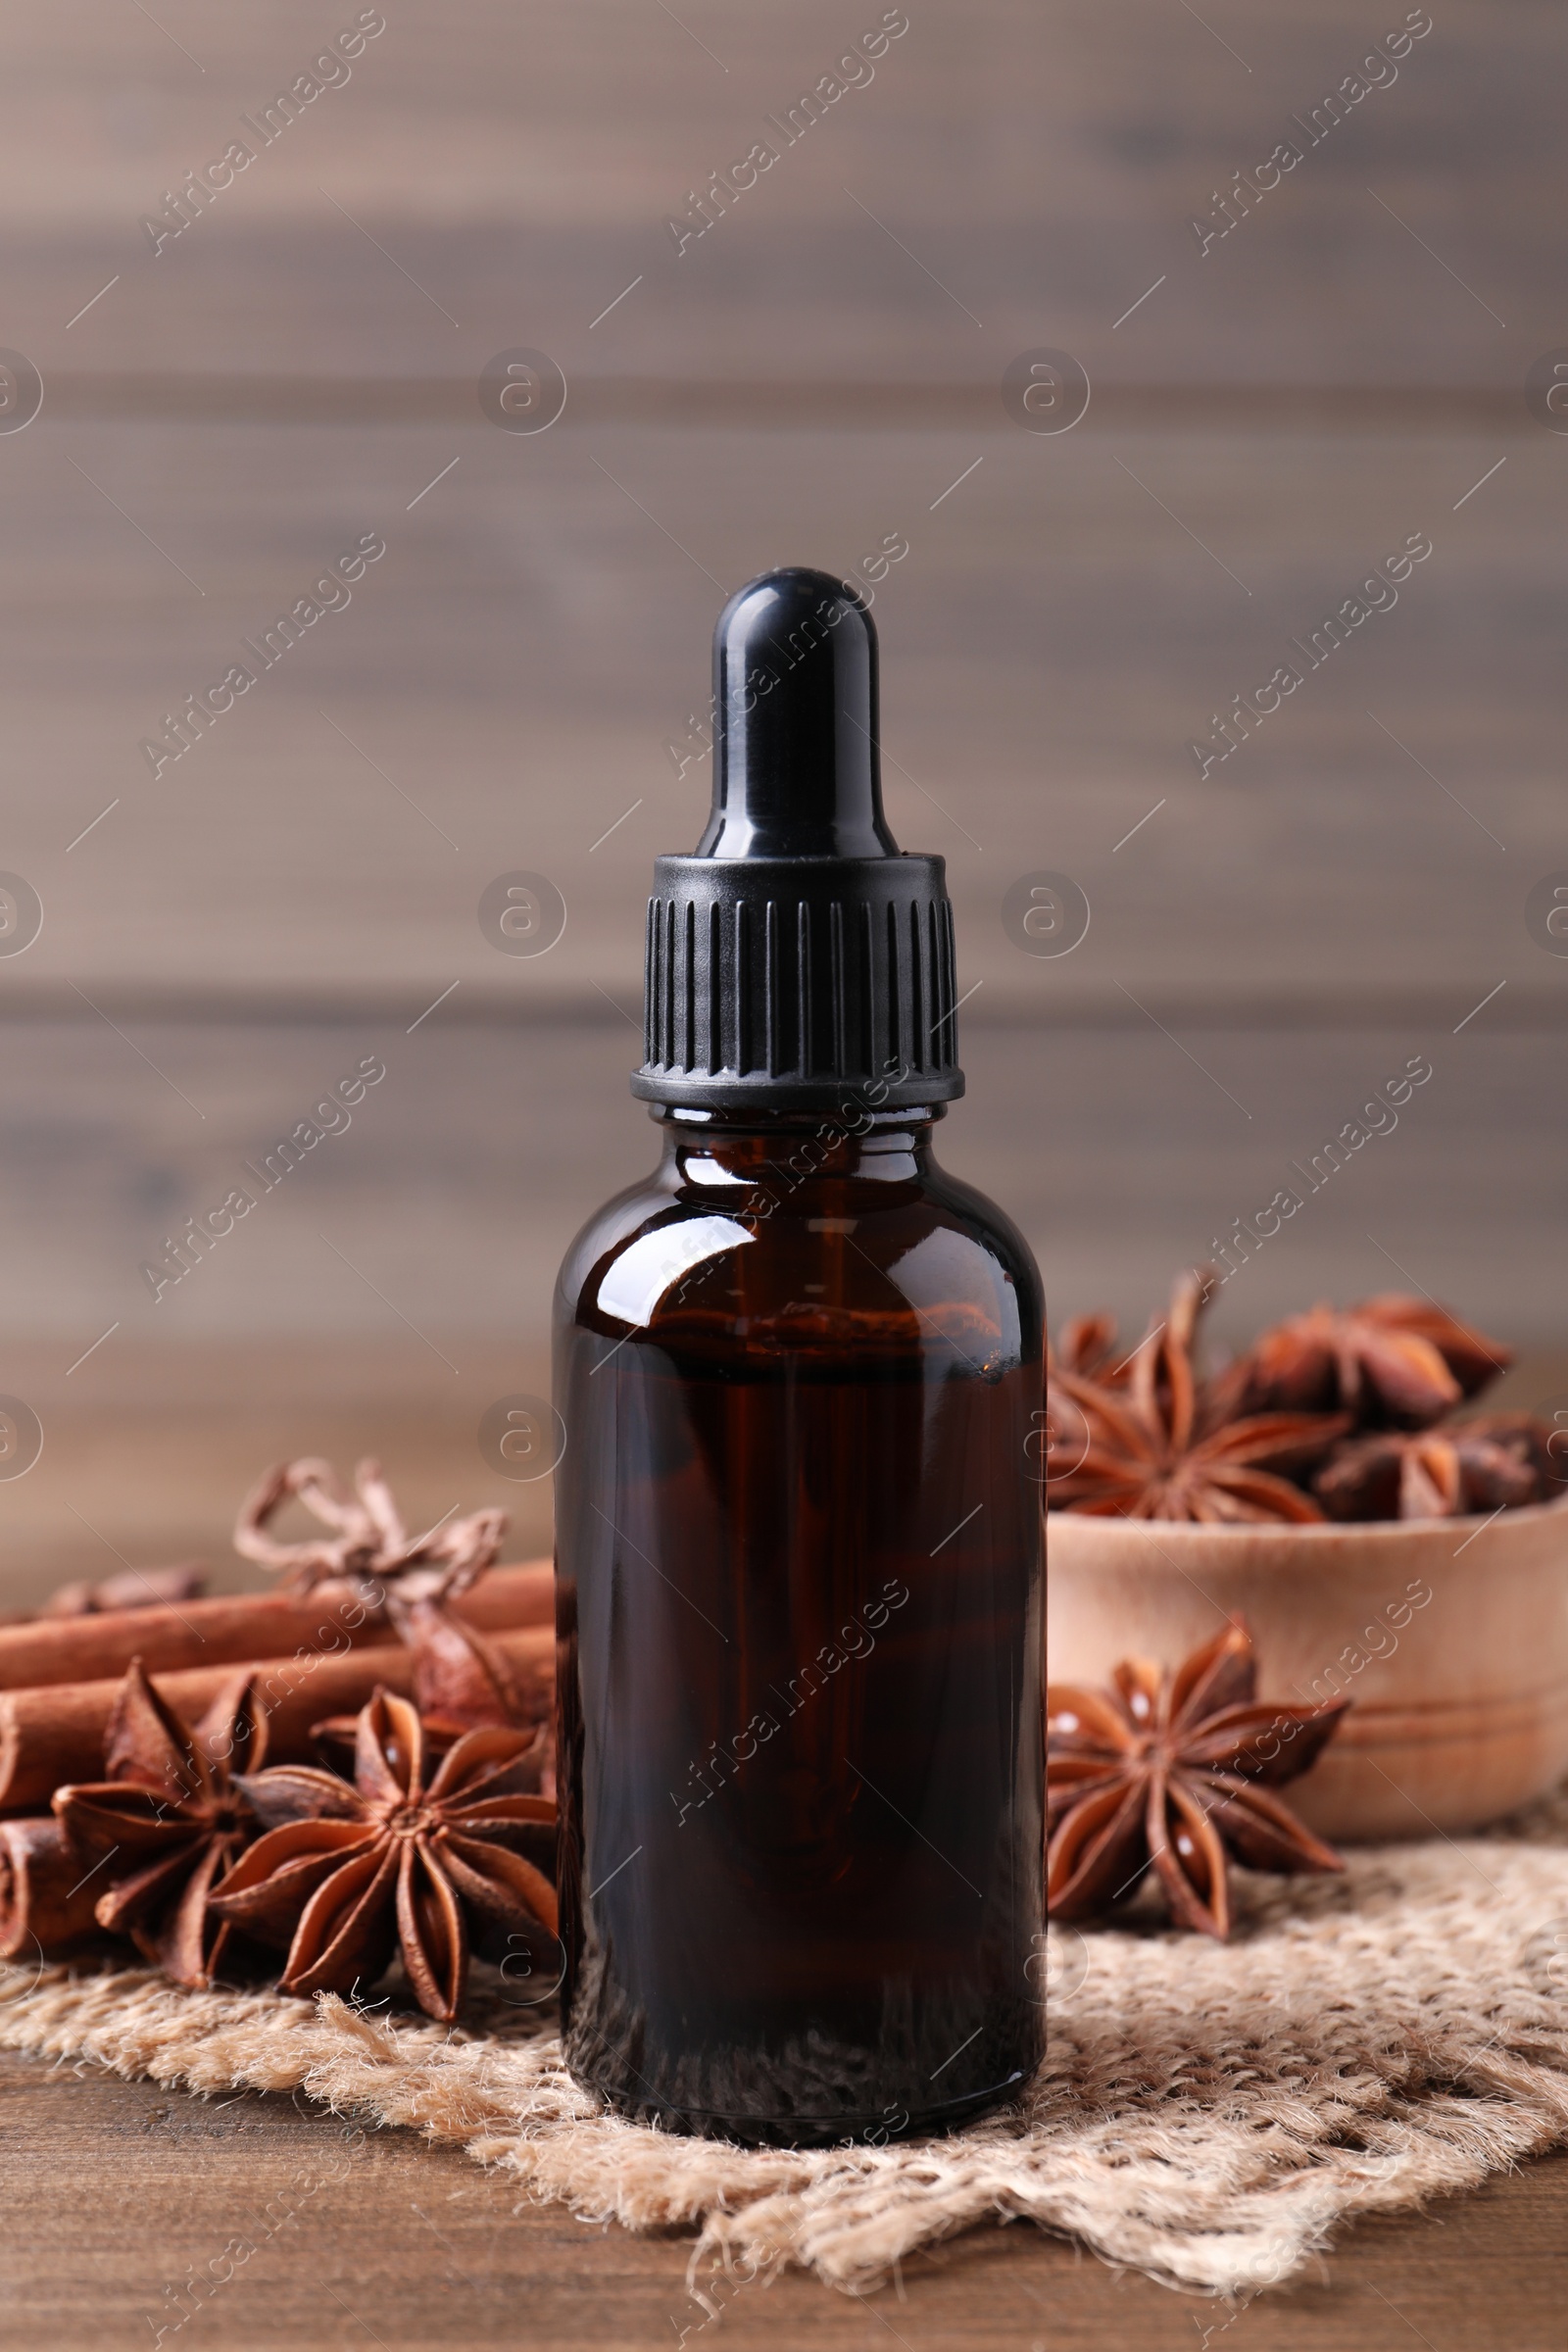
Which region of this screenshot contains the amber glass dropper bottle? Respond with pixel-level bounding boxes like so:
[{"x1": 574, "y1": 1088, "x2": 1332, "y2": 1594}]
[{"x1": 554, "y1": 567, "x2": 1043, "y2": 2145}]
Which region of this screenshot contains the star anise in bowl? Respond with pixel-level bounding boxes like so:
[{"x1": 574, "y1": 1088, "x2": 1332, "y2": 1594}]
[
  {"x1": 1047, "y1": 1268, "x2": 1348, "y2": 1523},
  {"x1": 1230, "y1": 1295, "x2": 1510, "y2": 1428},
  {"x1": 1314, "y1": 1414, "x2": 1545, "y2": 1521},
  {"x1": 1049, "y1": 1275, "x2": 1561, "y2": 1525},
  {"x1": 1048, "y1": 1621, "x2": 1347, "y2": 1938}
]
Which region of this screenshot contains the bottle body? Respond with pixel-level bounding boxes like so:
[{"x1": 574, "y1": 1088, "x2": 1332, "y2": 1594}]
[{"x1": 553, "y1": 1108, "x2": 1043, "y2": 2144}]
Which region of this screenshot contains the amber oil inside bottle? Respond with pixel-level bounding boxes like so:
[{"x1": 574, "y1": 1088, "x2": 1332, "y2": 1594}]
[{"x1": 554, "y1": 1102, "x2": 1043, "y2": 2144}]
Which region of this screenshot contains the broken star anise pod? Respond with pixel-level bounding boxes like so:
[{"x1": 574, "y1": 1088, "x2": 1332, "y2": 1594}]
[
  {"x1": 239, "y1": 1454, "x2": 546, "y2": 1770},
  {"x1": 1315, "y1": 1414, "x2": 1546, "y2": 1521},
  {"x1": 53, "y1": 1659, "x2": 268, "y2": 1988},
  {"x1": 211, "y1": 1687, "x2": 556, "y2": 2024},
  {"x1": 1048, "y1": 1621, "x2": 1347, "y2": 1939},
  {"x1": 1049, "y1": 1268, "x2": 1346, "y2": 1522},
  {"x1": 1234, "y1": 1294, "x2": 1509, "y2": 1430},
  {"x1": 234, "y1": 1454, "x2": 508, "y2": 1623}
]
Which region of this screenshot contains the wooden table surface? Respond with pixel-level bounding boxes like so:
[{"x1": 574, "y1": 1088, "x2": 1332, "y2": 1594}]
[{"x1": 1, "y1": 2045, "x2": 1564, "y2": 2351}]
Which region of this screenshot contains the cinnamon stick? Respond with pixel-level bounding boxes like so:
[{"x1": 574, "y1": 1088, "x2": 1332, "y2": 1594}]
[
  {"x1": 0, "y1": 1817, "x2": 105, "y2": 1957},
  {"x1": 0, "y1": 1558, "x2": 554, "y2": 1693},
  {"x1": 0, "y1": 1624, "x2": 556, "y2": 1813}
]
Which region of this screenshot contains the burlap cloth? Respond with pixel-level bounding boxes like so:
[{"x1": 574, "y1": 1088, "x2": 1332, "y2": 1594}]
[{"x1": 5, "y1": 1787, "x2": 1568, "y2": 2301}]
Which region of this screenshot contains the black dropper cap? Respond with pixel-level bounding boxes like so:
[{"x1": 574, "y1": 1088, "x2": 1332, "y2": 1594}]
[{"x1": 633, "y1": 567, "x2": 964, "y2": 1113}]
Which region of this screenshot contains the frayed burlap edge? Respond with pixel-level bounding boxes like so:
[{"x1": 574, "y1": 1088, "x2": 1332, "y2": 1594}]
[{"x1": 4, "y1": 1788, "x2": 1568, "y2": 2300}]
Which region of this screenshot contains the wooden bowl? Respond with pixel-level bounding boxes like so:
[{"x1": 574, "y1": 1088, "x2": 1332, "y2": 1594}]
[{"x1": 1046, "y1": 1497, "x2": 1568, "y2": 1841}]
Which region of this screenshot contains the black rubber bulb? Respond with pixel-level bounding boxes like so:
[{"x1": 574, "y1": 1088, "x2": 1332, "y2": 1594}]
[{"x1": 696, "y1": 566, "x2": 902, "y2": 860}]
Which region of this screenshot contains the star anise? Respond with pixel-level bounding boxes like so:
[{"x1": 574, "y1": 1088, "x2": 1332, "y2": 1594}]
[
  {"x1": 1048, "y1": 1622, "x2": 1347, "y2": 1938},
  {"x1": 1049, "y1": 1268, "x2": 1346, "y2": 1521},
  {"x1": 234, "y1": 1455, "x2": 508, "y2": 1622},
  {"x1": 53, "y1": 1660, "x2": 268, "y2": 1987},
  {"x1": 1234, "y1": 1295, "x2": 1509, "y2": 1429},
  {"x1": 1042, "y1": 1316, "x2": 1127, "y2": 1483},
  {"x1": 1315, "y1": 1413, "x2": 1548, "y2": 1521},
  {"x1": 210, "y1": 1688, "x2": 556, "y2": 2023},
  {"x1": 238, "y1": 1454, "x2": 543, "y2": 1763},
  {"x1": 1473, "y1": 1411, "x2": 1568, "y2": 1494},
  {"x1": 1055, "y1": 1311, "x2": 1125, "y2": 1385},
  {"x1": 310, "y1": 1595, "x2": 544, "y2": 1775}
]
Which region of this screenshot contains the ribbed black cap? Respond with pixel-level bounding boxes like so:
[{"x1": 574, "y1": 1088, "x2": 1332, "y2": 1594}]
[{"x1": 632, "y1": 568, "x2": 963, "y2": 1113}]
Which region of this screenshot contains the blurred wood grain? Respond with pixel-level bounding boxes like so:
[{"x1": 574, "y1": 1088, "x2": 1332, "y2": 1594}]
[
  {"x1": 0, "y1": 418, "x2": 1558, "y2": 1005},
  {"x1": 0, "y1": 0, "x2": 1557, "y2": 1009},
  {"x1": 0, "y1": 0, "x2": 1558, "y2": 379},
  {"x1": 0, "y1": 3, "x2": 1554, "y2": 1357}
]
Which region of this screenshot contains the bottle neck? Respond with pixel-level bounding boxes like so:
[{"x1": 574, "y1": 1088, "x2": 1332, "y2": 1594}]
[{"x1": 656, "y1": 1104, "x2": 940, "y2": 1190}]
